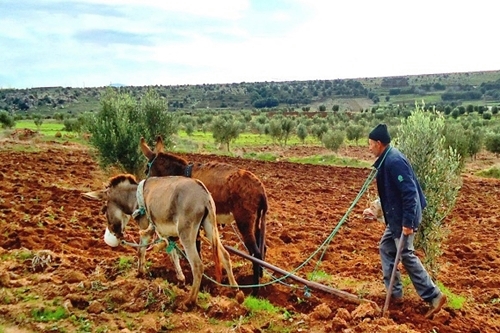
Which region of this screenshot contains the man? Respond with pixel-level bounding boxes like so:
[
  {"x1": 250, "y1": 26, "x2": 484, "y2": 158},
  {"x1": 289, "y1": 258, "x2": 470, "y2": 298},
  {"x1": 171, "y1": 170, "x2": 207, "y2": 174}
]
[{"x1": 367, "y1": 123, "x2": 446, "y2": 318}]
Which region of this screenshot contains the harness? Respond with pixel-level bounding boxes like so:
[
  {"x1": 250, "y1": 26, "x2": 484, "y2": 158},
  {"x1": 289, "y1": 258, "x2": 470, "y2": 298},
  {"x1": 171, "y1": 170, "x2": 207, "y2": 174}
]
[
  {"x1": 123, "y1": 179, "x2": 176, "y2": 253},
  {"x1": 185, "y1": 163, "x2": 193, "y2": 177}
]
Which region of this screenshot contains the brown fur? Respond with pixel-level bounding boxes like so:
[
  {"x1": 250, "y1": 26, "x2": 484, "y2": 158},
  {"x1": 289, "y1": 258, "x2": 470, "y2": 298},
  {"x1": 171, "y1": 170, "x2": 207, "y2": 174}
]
[{"x1": 140, "y1": 136, "x2": 268, "y2": 294}]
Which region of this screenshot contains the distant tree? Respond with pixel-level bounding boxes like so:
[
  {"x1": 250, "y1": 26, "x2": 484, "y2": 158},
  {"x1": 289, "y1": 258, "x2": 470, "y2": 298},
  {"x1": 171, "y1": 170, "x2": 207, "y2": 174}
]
[
  {"x1": 319, "y1": 105, "x2": 326, "y2": 112},
  {"x1": 492, "y1": 106, "x2": 499, "y2": 114},
  {"x1": 0, "y1": 110, "x2": 15, "y2": 128},
  {"x1": 53, "y1": 112, "x2": 65, "y2": 121},
  {"x1": 332, "y1": 105, "x2": 340, "y2": 112},
  {"x1": 33, "y1": 114, "x2": 43, "y2": 130},
  {"x1": 311, "y1": 123, "x2": 329, "y2": 141},
  {"x1": 322, "y1": 130, "x2": 345, "y2": 152},
  {"x1": 484, "y1": 133, "x2": 500, "y2": 156},
  {"x1": 63, "y1": 118, "x2": 81, "y2": 132},
  {"x1": 466, "y1": 104, "x2": 474, "y2": 113},
  {"x1": 345, "y1": 124, "x2": 364, "y2": 145},
  {"x1": 296, "y1": 123, "x2": 308, "y2": 143},
  {"x1": 185, "y1": 122, "x2": 194, "y2": 136},
  {"x1": 211, "y1": 116, "x2": 241, "y2": 151},
  {"x1": 482, "y1": 111, "x2": 492, "y2": 120},
  {"x1": 467, "y1": 129, "x2": 483, "y2": 160},
  {"x1": 281, "y1": 117, "x2": 295, "y2": 146},
  {"x1": 267, "y1": 118, "x2": 283, "y2": 144}
]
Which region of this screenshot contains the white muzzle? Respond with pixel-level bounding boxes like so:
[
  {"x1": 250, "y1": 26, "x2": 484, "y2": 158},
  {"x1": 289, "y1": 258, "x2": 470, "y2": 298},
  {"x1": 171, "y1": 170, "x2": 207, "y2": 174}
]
[{"x1": 104, "y1": 227, "x2": 120, "y2": 247}]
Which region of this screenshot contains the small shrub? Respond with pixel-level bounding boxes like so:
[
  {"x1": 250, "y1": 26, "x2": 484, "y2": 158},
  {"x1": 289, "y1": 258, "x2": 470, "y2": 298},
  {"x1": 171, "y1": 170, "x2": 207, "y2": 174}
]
[
  {"x1": 321, "y1": 130, "x2": 345, "y2": 152},
  {"x1": 0, "y1": 110, "x2": 15, "y2": 128},
  {"x1": 484, "y1": 133, "x2": 500, "y2": 156}
]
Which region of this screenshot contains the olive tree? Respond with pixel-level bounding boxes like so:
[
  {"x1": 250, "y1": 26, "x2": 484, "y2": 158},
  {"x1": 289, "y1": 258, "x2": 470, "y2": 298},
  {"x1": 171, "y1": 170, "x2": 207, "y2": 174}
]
[
  {"x1": 83, "y1": 89, "x2": 177, "y2": 178},
  {"x1": 322, "y1": 130, "x2": 345, "y2": 152},
  {"x1": 296, "y1": 123, "x2": 308, "y2": 143},
  {"x1": 84, "y1": 90, "x2": 143, "y2": 176},
  {"x1": 211, "y1": 115, "x2": 241, "y2": 152},
  {"x1": 0, "y1": 110, "x2": 15, "y2": 128},
  {"x1": 395, "y1": 103, "x2": 462, "y2": 276}
]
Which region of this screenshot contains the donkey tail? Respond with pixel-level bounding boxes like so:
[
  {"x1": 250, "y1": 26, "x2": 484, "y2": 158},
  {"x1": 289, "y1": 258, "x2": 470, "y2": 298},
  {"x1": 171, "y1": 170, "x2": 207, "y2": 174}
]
[
  {"x1": 257, "y1": 193, "x2": 268, "y2": 261},
  {"x1": 207, "y1": 203, "x2": 223, "y2": 283}
]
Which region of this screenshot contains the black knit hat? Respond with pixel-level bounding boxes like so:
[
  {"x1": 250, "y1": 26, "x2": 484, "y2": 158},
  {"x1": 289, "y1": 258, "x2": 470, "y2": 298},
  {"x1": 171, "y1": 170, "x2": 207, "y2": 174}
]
[{"x1": 369, "y1": 123, "x2": 391, "y2": 144}]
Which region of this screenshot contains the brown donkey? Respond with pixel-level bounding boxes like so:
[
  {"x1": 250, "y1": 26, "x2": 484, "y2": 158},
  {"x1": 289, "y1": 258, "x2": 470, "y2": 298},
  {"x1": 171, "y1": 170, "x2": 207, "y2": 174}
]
[{"x1": 140, "y1": 136, "x2": 268, "y2": 294}]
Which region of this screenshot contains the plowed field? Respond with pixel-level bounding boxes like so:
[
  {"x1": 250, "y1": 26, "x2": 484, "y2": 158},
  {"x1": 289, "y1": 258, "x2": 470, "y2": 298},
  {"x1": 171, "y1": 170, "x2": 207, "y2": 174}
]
[{"x1": 1, "y1": 139, "x2": 499, "y2": 333}]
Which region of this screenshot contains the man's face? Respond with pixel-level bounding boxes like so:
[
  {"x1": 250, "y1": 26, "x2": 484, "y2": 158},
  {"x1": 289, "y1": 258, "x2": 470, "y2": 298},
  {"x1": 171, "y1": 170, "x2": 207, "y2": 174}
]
[{"x1": 368, "y1": 139, "x2": 383, "y2": 157}]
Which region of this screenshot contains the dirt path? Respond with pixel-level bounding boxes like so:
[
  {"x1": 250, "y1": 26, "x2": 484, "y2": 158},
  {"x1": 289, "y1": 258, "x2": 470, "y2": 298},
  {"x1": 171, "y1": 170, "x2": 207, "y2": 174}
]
[{"x1": 0, "y1": 140, "x2": 499, "y2": 332}]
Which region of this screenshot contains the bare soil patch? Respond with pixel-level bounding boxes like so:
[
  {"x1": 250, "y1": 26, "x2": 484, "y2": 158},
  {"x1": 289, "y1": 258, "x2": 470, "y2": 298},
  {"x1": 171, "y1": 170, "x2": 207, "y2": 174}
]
[{"x1": 0, "y1": 140, "x2": 499, "y2": 332}]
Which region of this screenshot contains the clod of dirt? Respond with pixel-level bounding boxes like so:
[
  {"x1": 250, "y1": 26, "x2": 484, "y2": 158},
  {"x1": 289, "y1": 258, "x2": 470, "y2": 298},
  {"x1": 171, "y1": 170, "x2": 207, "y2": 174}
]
[
  {"x1": 330, "y1": 316, "x2": 349, "y2": 331},
  {"x1": 233, "y1": 289, "x2": 243, "y2": 303},
  {"x1": 310, "y1": 302, "x2": 332, "y2": 319},
  {"x1": 64, "y1": 269, "x2": 87, "y2": 283},
  {"x1": 0, "y1": 271, "x2": 10, "y2": 287},
  {"x1": 140, "y1": 314, "x2": 159, "y2": 333},
  {"x1": 351, "y1": 302, "x2": 379, "y2": 320},
  {"x1": 87, "y1": 300, "x2": 105, "y2": 314},
  {"x1": 335, "y1": 307, "x2": 352, "y2": 321}
]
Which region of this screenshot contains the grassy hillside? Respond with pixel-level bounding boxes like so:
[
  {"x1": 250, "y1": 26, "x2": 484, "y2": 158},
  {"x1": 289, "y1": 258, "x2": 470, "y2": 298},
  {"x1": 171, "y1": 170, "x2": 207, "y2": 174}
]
[{"x1": 1, "y1": 70, "x2": 500, "y2": 117}]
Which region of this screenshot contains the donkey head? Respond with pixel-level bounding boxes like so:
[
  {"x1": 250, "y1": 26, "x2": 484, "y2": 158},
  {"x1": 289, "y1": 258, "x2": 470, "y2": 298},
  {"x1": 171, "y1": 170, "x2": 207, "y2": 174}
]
[
  {"x1": 82, "y1": 175, "x2": 138, "y2": 246},
  {"x1": 140, "y1": 136, "x2": 187, "y2": 177}
]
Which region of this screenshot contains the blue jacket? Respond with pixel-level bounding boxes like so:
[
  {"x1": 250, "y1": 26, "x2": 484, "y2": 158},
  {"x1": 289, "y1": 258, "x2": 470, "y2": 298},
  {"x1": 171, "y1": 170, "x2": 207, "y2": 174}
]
[{"x1": 373, "y1": 146, "x2": 427, "y2": 239}]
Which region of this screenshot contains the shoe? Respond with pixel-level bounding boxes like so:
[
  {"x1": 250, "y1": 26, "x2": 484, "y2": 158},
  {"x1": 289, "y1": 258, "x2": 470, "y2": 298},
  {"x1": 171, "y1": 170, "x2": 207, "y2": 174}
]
[{"x1": 425, "y1": 293, "x2": 447, "y2": 318}]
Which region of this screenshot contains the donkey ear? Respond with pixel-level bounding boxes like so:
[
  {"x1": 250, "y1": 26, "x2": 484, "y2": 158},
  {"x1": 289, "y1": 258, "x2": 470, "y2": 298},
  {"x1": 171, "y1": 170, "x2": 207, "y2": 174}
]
[
  {"x1": 140, "y1": 137, "x2": 154, "y2": 160},
  {"x1": 82, "y1": 189, "x2": 107, "y2": 201},
  {"x1": 154, "y1": 135, "x2": 165, "y2": 153}
]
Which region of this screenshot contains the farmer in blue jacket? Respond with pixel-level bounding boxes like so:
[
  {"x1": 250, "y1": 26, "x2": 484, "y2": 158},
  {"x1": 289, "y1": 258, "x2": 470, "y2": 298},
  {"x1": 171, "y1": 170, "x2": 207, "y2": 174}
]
[{"x1": 368, "y1": 123, "x2": 446, "y2": 318}]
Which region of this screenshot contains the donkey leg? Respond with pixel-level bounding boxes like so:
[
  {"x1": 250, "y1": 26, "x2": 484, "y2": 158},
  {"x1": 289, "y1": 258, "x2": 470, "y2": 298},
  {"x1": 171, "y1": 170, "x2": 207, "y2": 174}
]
[
  {"x1": 137, "y1": 233, "x2": 153, "y2": 276},
  {"x1": 167, "y1": 245, "x2": 185, "y2": 285},
  {"x1": 137, "y1": 225, "x2": 155, "y2": 277},
  {"x1": 218, "y1": 242, "x2": 238, "y2": 287},
  {"x1": 232, "y1": 213, "x2": 262, "y2": 295},
  {"x1": 180, "y1": 241, "x2": 203, "y2": 308}
]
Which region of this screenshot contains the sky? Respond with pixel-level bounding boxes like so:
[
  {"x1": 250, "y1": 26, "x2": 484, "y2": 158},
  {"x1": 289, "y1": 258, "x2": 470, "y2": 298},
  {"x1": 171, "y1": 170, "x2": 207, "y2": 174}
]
[{"x1": 1, "y1": 0, "x2": 499, "y2": 89}]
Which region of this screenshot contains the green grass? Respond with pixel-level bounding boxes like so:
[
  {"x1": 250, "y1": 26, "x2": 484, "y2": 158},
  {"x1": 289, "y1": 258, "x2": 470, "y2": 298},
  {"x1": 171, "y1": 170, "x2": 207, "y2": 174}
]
[
  {"x1": 287, "y1": 154, "x2": 371, "y2": 168},
  {"x1": 177, "y1": 130, "x2": 321, "y2": 149},
  {"x1": 117, "y1": 256, "x2": 134, "y2": 272},
  {"x1": 436, "y1": 282, "x2": 466, "y2": 310},
  {"x1": 31, "y1": 306, "x2": 68, "y2": 322},
  {"x1": 307, "y1": 270, "x2": 332, "y2": 283},
  {"x1": 476, "y1": 166, "x2": 500, "y2": 179},
  {"x1": 243, "y1": 296, "x2": 280, "y2": 314}
]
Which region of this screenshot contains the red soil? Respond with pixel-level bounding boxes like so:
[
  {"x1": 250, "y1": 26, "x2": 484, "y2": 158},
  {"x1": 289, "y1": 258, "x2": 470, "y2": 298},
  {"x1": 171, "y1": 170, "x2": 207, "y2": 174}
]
[{"x1": 0, "y1": 140, "x2": 499, "y2": 332}]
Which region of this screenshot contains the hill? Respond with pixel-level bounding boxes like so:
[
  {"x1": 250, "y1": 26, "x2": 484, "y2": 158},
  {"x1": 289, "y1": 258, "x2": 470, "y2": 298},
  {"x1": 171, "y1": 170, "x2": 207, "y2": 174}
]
[{"x1": 1, "y1": 70, "x2": 500, "y2": 117}]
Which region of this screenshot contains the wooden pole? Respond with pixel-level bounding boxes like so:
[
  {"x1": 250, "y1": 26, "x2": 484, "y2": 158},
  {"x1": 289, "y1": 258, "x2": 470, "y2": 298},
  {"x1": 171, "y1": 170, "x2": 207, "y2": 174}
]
[{"x1": 224, "y1": 245, "x2": 379, "y2": 309}]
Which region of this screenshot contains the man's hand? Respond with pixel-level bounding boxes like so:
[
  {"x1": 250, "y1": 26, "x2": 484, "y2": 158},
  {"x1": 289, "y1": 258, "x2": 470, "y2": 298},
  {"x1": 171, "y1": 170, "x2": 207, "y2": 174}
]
[
  {"x1": 363, "y1": 208, "x2": 376, "y2": 220},
  {"x1": 402, "y1": 226, "x2": 414, "y2": 236}
]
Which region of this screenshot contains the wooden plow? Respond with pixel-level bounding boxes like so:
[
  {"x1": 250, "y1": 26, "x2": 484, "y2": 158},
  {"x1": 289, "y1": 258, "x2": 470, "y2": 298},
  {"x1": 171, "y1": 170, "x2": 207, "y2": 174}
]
[{"x1": 224, "y1": 245, "x2": 380, "y2": 310}]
